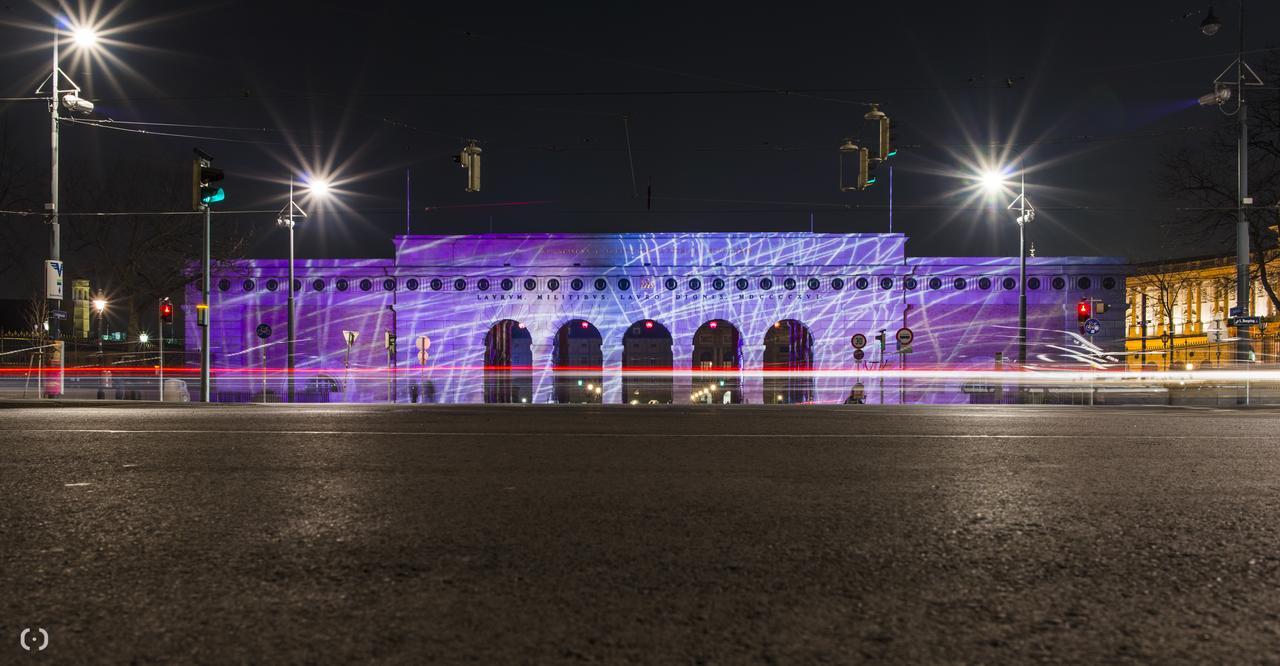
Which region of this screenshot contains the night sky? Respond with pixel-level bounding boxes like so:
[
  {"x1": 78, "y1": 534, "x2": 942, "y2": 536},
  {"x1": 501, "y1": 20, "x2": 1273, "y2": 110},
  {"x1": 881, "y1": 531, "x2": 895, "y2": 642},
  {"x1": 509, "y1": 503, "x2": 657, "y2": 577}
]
[{"x1": 2, "y1": 0, "x2": 1277, "y2": 281}]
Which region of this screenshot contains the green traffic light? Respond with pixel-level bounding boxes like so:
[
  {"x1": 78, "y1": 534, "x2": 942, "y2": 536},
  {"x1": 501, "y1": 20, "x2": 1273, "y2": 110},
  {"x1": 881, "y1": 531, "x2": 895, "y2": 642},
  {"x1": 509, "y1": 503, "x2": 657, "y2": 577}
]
[
  {"x1": 886, "y1": 148, "x2": 898, "y2": 157},
  {"x1": 200, "y1": 187, "x2": 225, "y2": 205}
]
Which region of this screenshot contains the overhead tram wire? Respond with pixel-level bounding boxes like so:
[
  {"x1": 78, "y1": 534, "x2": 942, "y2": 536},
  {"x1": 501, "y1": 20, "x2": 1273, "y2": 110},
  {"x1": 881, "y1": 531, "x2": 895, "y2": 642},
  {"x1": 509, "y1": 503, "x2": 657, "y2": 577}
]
[{"x1": 62, "y1": 117, "x2": 324, "y2": 147}]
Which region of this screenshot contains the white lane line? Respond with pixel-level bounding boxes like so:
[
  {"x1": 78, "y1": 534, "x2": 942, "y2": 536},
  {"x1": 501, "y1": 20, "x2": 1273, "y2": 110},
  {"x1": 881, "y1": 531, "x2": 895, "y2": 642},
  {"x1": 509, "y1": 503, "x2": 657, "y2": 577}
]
[
  {"x1": 64, "y1": 482, "x2": 91, "y2": 487},
  {"x1": 6, "y1": 429, "x2": 1276, "y2": 440}
]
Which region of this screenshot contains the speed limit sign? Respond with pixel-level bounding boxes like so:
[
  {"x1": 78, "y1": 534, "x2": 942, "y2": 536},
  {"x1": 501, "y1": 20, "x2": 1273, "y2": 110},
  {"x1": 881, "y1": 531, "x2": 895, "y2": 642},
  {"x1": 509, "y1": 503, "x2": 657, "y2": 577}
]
[{"x1": 851, "y1": 333, "x2": 867, "y2": 349}]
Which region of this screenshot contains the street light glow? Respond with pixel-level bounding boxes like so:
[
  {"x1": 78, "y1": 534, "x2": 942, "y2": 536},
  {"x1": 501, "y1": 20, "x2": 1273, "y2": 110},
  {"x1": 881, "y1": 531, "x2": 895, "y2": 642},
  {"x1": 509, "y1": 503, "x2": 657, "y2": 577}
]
[
  {"x1": 138, "y1": 332, "x2": 149, "y2": 344},
  {"x1": 92, "y1": 298, "x2": 107, "y2": 314},
  {"x1": 980, "y1": 170, "x2": 1005, "y2": 193},
  {"x1": 307, "y1": 178, "x2": 331, "y2": 198},
  {"x1": 72, "y1": 26, "x2": 98, "y2": 48}
]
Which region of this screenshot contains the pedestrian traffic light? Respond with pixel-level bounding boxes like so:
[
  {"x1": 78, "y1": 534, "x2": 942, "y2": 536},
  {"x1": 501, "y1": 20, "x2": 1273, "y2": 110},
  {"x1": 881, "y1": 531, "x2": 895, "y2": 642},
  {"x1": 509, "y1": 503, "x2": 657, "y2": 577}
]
[
  {"x1": 160, "y1": 298, "x2": 173, "y2": 324},
  {"x1": 192, "y1": 154, "x2": 225, "y2": 210},
  {"x1": 864, "y1": 104, "x2": 896, "y2": 162},
  {"x1": 1077, "y1": 299, "x2": 1091, "y2": 332},
  {"x1": 453, "y1": 140, "x2": 482, "y2": 192}
]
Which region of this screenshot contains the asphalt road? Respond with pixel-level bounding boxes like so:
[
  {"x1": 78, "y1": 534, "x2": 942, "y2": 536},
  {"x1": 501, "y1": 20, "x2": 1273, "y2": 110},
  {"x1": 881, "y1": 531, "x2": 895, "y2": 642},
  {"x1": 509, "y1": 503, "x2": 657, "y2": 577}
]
[{"x1": 2, "y1": 403, "x2": 1279, "y2": 664}]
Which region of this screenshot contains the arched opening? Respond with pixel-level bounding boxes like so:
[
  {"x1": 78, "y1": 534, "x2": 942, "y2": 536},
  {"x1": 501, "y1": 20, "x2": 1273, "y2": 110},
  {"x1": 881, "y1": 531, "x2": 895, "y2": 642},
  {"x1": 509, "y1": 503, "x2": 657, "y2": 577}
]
[
  {"x1": 622, "y1": 319, "x2": 673, "y2": 404},
  {"x1": 762, "y1": 319, "x2": 815, "y2": 404},
  {"x1": 484, "y1": 319, "x2": 533, "y2": 403},
  {"x1": 691, "y1": 319, "x2": 742, "y2": 404},
  {"x1": 553, "y1": 319, "x2": 603, "y2": 403}
]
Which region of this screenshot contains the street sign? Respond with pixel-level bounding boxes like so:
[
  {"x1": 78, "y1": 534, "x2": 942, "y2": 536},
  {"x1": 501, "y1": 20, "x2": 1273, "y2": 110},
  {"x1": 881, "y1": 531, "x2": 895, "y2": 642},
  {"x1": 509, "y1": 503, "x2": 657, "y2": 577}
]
[
  {"x1": 255, "y1": 323, "x2": 272, "y2": 339},
  {"x1": 45, "y1": 260, "x2": 63, "y2": 300},
  {"x1": 417, "y1": 350, "x2": 429, "y2": 365},
  {"x1": 1229, "y1": 305, "x2": 1245, "y2": 317},
  {"x1": 895, "y1": 327, "x2": 914, "y2": 346},
  {"x1": 342, "y1": 330, "x2": 359, "y2": 346},
  {"x1": 416, "y1": 335, "x2": 431, "y2": 351},
  {"x1": 1230, "y1": 316, "x2": 1262, "y2": 327},
  {"x1": 1083, "y1": 318, "x2": 1101, "y2": 335},
  {"x1": 853, "y1": 349, "x2": 865, "y2": 361},
  {"x1": 898, "y1": 345, "x2": 913, "y2": 354},
  {"x1": 49, "y1": 309, "x2": 67, "y2": 320},
  {"x1": 851, "y1": 333, "x2": 867, "y2": 349}
]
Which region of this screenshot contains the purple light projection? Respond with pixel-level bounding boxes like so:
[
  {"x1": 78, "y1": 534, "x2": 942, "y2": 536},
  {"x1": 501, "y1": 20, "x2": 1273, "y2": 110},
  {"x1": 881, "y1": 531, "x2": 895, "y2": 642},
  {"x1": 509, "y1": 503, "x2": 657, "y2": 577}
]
[{"x1": 185, "y1": 232, "x2": 1128, "y2": 404}]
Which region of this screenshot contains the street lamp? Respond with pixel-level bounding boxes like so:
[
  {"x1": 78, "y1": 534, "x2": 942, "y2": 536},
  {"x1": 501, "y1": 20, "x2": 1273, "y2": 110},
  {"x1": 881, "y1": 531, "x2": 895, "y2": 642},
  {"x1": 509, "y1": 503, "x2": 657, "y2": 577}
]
[
  {"x1": 92, "y1": 294, "x2": 107, "y2": 399},
  {"x1": 277, "y1": 175, "x2": 331, "y2": 402},
  {"x1": 38, "y1": 18, "x2": 101, "y2": 397},
  {"x1": 979, "y1": 153, "x2": 1035, "y2": 368}
]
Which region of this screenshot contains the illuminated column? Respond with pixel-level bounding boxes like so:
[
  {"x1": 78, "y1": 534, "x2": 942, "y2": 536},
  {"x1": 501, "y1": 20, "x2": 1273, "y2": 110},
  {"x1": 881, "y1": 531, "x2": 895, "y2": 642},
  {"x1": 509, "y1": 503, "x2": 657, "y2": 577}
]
[{"x1": 671, "y1": 344, "x2": 693, "y2": 403}]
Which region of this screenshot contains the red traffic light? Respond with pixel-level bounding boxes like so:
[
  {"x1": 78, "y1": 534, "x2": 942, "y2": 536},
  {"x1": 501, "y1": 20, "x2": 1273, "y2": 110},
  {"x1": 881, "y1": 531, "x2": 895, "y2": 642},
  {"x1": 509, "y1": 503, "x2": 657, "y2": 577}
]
[
  {"x1": 160, "y1": 299, "x2": 174, "y2": 324},
  {"x1": 1076, "y1": 299, "x2": 1091, "y2": 319}
]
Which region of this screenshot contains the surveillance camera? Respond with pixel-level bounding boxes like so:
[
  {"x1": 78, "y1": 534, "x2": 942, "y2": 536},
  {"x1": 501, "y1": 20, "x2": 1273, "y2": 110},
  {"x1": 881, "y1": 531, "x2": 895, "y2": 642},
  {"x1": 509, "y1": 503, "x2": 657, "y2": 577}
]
[{"x1": 60, "y1": 93, "x2": 94, "y2": 115}]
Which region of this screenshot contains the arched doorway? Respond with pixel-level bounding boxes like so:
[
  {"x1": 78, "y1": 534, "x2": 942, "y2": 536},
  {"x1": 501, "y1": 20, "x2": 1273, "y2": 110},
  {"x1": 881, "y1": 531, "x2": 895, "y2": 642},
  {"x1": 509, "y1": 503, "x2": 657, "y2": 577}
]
[
  {"x1": 622, "y1": 319, "x2": 673, "y2": 404},
  {"x1": 484, "y1": 319, "x2": 533, "y2": 403},
  {"x1": 763, "y1": 319, "x2": 814, "y2": 404},
  {"x1": 691, "y1": 319, "x2": 742, "y2": 404},
  {"x1": 553, "y1": 319, "x2": 603, "y2": 403}
]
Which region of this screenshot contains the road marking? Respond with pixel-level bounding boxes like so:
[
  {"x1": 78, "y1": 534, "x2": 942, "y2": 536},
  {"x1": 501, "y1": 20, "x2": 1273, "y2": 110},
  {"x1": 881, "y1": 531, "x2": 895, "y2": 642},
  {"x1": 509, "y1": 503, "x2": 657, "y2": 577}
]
[
  {"x1": 9, "y1": 428, "x2": 1278, "y2": 440},
  {"x1": 64, "y1": 482, "x2": 91, "y2": 486}
]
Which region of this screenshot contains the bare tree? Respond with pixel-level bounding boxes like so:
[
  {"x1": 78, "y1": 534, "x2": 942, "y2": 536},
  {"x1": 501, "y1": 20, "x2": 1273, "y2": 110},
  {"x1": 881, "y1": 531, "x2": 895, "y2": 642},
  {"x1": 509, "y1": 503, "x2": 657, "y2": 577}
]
[
  {"x1": 1134, "y1": 271, "x2": 1197, "y2": 369},
  {"x1": 1161, "y1": 51, "x2": 1280, "y2": 312},
  {"x1": 61, "y1": 158, "x2": 254, "y2": 337}
]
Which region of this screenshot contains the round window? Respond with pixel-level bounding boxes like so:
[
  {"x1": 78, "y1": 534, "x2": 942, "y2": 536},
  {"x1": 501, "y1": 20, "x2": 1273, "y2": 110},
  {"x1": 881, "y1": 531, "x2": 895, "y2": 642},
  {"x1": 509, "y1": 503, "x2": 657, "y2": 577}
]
[
  {"x1": 243, "y1": 279, "x2": 255, "y2": 292},
  {"x1": 382, "y1": 278, "x2": 395, "y2": 292},
  {"x1": 571, "y1": 278, "x2": 585, "y2": 291},
  {"x1": 312, "y1": 279, "x2": 325, "y2": 291},
  {"x1": 855, "y1": 277, "x2": 870, "y2": 290},
  {"x1": 477, "y1": 278, "x2": 491, "y2": 291},
  {"x1": 904, "y1": 277, "x2": 918, "y2": 290},
  {"x1": 593, "y1": 278, "x2": 607, "y2": 291},
  {"x1": 548, "y1": 278, "x2": 560, "y2": 291},
  {"x1": 218, "y1": 278, "x2": 231, "y2": 292},
  {"x1": 929, "y1": 277, "x2": 943, "y2": 290},
  {"x1": 524, "y1": 278, "x2": 537, "y2": 291},
  {"x1": 665, "y1": 278, "x2": 678, "y2": 290},
  {"x1": 978, "y1": 277, "x2": 992, "y2": 290},
  {"x1": 712, "y1": 278, "x2": 725, "y2": 291},
  {"x1": 831, "y1": 277, "x2": 845, "y2": 290},
  {"x1": 784, "y1": 277, "x2": 797, "y2": 291},
  {"x1": 807, "y1": 278, "x2": 820, "y2": 290},
  {"x1": 735, "y1": 278, "x2": 749, "y2": 291},
  {"x1": 1102, "y1": 276, "x2": 1117, "y2": 290},
  {"x1": 405, "y1": 278, "x2": 419, "y2": 291},
  {"x1": 1077, "y1": 277, "x2": 1092, "y2": 290},
  {"x1": 953, "y1": 277, "x2": 967, "y2": 290},
  {"x1": 1027, "y1": 277, "x2": 1040, "y2": 290},
  {"x1": 359, "y1": 279, "x2": 373, "y2": 292},
  {"x1": 453, "y1": 278, "x2": 466, "y2": 291},
  {"x1": 617, "y1": 278, "x2": 631, "y2": 291},
  {"x1": 293, "y1": 279, "x2": 302, "y2": 292},
  {"x1": 689, "y1": 277, "x2": 702, "y2": 291},
  {"x1": 500, "y1": 278, "x2": 513, "y2": 291},
  {"x1": 266, "y1": 278, "x2": 279, "y2": 292},
  {"x1": 880, "y1": 277, "x2": 893, "y2": 290},
  {"x1": 760, "y1": 277, "x2": 773, "y2": 290},
  {"x1": 336, "y1": 278, "x2": 349, "y2": 292},
  {"x1": 1052, "y1": 277, "x2": 1066, "y2": 290},
  {"x1": 430, "y1": 278, "x2": 443, "y2": 291},
  {"x1": 1002, "y1": 277, "x2": 1016, "y2": 290}
]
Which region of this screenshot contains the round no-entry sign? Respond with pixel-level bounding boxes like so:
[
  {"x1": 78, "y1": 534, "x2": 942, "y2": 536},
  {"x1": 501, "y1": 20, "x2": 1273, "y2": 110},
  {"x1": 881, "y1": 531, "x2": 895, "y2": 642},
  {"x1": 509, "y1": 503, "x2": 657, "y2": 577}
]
[
  {"x1": 895, "y1": 327, "x2": 914, "y2": 346},
  {"x1": 853, "y1": 349, "x2": 865, "y2": 361},
  {"x1": 851, "y1": 333, "x2": 867, "y2": 349},
  {"x1": 256, "y1": 323, "x2": 272, "y2": 339}
]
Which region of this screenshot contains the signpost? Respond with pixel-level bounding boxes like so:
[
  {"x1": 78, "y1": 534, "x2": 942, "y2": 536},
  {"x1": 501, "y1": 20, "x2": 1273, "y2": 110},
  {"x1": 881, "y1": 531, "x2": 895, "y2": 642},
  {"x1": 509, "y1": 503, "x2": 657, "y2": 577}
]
[
  {"x1": 895, "y1": 327, "x2": 914, "y2": 347},
  {"x1": 1230, "y1": 316, "x2": 1262, "y2": 327},
  {"x1": 1083, "y1": 318, "x2": 1102, "y2": 336},
  {"x1": 850, "y1": 333, "x2": 867, "y2": 349}
]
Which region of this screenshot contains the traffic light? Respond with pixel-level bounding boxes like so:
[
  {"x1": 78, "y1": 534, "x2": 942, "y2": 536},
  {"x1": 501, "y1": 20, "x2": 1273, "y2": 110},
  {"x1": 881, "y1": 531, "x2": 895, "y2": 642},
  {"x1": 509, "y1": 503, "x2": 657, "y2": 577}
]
[
  {"x1": 192, "y1": 154, "x2": 225, "y2": 210},
  {"x1": 1077, "y1": 298, "x2": 1091, "y2": 331},
  {"x1": 863, "y1": 104, "x2": 896, "y2": 162},
  {"x1": 453, "y1": 140, "x2": 482, "y2": 192},
  {"x1": 875, "y1": 330, "x2": 887, "y2": 350},
  {"x1": 160, "y1": 298, "x2": 173, "y2": 324}
]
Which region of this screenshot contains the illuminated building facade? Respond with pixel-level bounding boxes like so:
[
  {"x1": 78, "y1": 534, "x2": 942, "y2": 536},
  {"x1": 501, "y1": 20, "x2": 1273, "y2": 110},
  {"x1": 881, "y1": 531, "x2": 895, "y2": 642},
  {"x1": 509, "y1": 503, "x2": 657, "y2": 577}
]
[
  {"x1": 187, "y1": 232, "x2": 1128, "y2": 403},
  {"x1": 1125, "y1": 248, "x2": 1280, "y2": 369}
]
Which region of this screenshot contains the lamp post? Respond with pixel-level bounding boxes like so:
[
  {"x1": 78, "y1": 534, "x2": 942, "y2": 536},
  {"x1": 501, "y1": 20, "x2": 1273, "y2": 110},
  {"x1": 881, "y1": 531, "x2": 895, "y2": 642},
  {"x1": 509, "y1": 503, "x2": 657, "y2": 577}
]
[
  {"x1": 92, "y1": 294, "x2": 106, "y2": 399},
  {"x1": 981, "y1": 152, "x2": 1035, "y2": 368},
  {"x1": 277, "y1": 176, "x2": 330, "y2": 402},
  {"x1": 40, "y1": 20, "x2": 99, "y2": 397},
  {"x1": 1197, "y1": 1, "x2": 1261, "y2": 366}
]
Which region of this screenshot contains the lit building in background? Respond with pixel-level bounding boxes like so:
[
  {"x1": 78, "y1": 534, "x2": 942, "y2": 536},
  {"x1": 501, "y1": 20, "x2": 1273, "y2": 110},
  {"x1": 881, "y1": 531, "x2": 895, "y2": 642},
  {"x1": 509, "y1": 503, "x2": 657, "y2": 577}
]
[
  {"x1": 188, "y1": 232, "x2": 1128, "y2": 403},
  {"x1": 1126, "y1": 244, "x2": 1280, "y2": 369}
]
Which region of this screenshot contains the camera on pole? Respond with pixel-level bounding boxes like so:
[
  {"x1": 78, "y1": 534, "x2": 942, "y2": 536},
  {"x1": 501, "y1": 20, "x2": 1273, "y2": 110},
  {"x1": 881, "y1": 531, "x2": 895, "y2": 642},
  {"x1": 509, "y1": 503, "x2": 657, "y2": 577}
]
[{"x1": 452, "y1": 140, "x2": 482, "y2": 192}]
